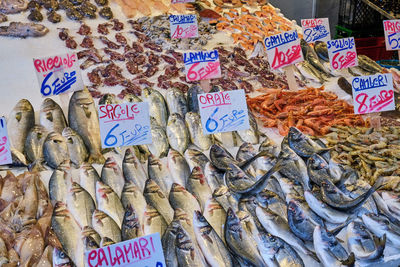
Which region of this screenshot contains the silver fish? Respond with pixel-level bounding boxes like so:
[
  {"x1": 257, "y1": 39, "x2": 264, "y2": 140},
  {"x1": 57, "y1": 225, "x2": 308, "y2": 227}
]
[
  {"x1": 175, "y1": 226, "x2": 207, "y2": 267},
  {"x1": 184, "y1": 148, "x2": 209, "y2": 172},
  {"x1": 362, "y1": 213, "x2": 400, "y2": 247},
  {"x1": 82, "y1": 226, "x2": 101, "y2": 247},
  {"x1": 121, "y1": 182, "x2": 147, "y2": 226},
  {"x1": 51, "y1": 202, "x2": 83, "y2": 266},
  {"x1": 79, "y1": 162, "x2": 100, "y2": 207},
  {"x1": 169, "y1": 183, "x2": 201, "y2": 218},
  {"x1": 193, "y1": 210, "x2": 233, "y2": 267},
  {"x1": 224, "y1": 208, "x2": 266, "y2": 266},
  {"x1": 162, "y1": 220, "x2": 180, "y2": 267},
  {"x1": 49, "y1": 160, "x2": 70, "y2": 206},
  {"x1": 148, "y1": 118, "x2": 169, "y2": 158},
  {"x1": 186, "y1": 166, "x2": 212, "y2": 212},
  {"x1": 96, "y1": 181, "x2": 124, "y2": 228},
  {"x1": 66, "y1": 182, "x2": 95, "y2": 228},
  {"x1": 68, "y1": 89, "x2": 104, "y2": 164},
  {"x1": 39, "y1": 98, "x2": 67, "y2": 134},
  {"x1": 62, "y1": 127, "x2": 88, "y2": 168},
  {"x1": 204, "y1": 197, "x2": 226, "y2": 244},
  {"x1": 92, "y1": 209, "x2": 121, "y2": 243},
  {"x1": 167, "y1": 113, "x2": 189, "y2": 155},
  {"x1": 185, "y1": 112, "x2": 212, "y2": 151},
  {"x1": 236, "y1": 111, "x2": 259, "y2": 145},
  {"x1": 43, "y1": 132, "x2": 69, "y2": 169},
  {"x1": 347, "y1": 221, "x2": 385, "y2": 261},
  {"x1": 142, "y1": 87, "x2": 168, "y2": 127},
  {"x1": 256, "y1": 190, "x2": 287, "y2": 222},
  {"x1": 381, "y1": 191, "x2": 400, "y2": 217},
  {"x1": 166, "y1": 88, "x2": 188, "y2": 117},
  {"x1": 259, "y1": 136, "x2": 279, "y2": 158},
  {"x1": 148, "y1": 154, "x2": 172, "y2": 196},
  {"x1": 203, "y1": 162, "x2": 224, "y2": 193},
  {"x1": 187, "y1": 84, "x2": 204, "y2": 113},
  {"x1": 122, "y1": 148, "x2": 147, "y2": 192},
  {"x1": 167, "y1": 149, "x2": 190, "y2": 187},
  {"x1": 172, "y1": 208, "x2": 196, "y2": 244},
  {"x1": 100, "y1": 157, "x2": 125, "y2": 198},
  {"x1": 121, "y1": 204, "x2": 142, "y2": 241},
  {"x1": 83, "y1": 235, "x2": 99, "y2": 252},
  {"x1": 143, "y1": 204, "x2": 167, "y2": 237},
  {"x1": 288, "y1": 127, "x2": 327, "y2": 158},
  {"x1": 358, "y1": 55, "x2": 383, "y2": 74},
  {"x1": 0, "y1": 0, "x2": 26, "y2": 14},
  {"x1": 212, "y1": 185, "x2": 239, "y2": 213},
  {"x1": 8, "y1": 99, "x2": 34, "y2": 154},
  {"x1": 143, "y1": 178, "x2": 174, "y2": 224},
  {"x1": 24, "y1": 125, "x2": 47, "y2": 169},
  {"x1": 209, "y1": 144, "x2": 237, "y2": 171},
  {"x1": 52, "y1": 247, "x2": 74, "y2": 267},
  {"x1": 100, "y1": 237, "x2": 115, "y2": 247}
]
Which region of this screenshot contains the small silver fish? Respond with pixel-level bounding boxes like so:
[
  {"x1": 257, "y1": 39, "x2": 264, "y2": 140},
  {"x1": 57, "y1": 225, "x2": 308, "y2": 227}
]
[
  {"x1": 122, "y1": 148, "x2": 147, "y2": 192},
  {"x1": 8, "y1": 99, "x2": 34, "y2": 154},
  {"x1": 167, "y1": 113, "x2": 189, "y2": 155},
  {"x1": 43, "y1": 132, "x2": 69, "y2": 169},
  {"x1": 165, "y1": 88, "x2": 188, "y2": 117},
  {"x1": 100, "y1": 157, "x2": 125, "y2": 198},
  {"x1": 39, "y1": 98, "x2": 67, "y2": 134},
  {"x1": 62, "y1": 127, "x2": 88, "y2": 168}
]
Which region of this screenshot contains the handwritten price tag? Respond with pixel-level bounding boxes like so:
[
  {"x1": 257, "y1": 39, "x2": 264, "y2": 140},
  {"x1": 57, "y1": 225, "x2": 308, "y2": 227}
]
[
  {"x1": 383, "y1": 20, "x2": 400, "y2": 50},
  {"x1": 264, "y1": 30, "x2": 304, "y2": 70},
  {"x1": 301, "y1": 18, "x2": 331, "y2": 43},
  {"x1": 33, "y1": 52, "x2": 84, "y2": 97},
  {"x1": 85, "y1": 233, "x2": 165, "y2": 267},
  {"x1": 327, "y1": 37, "x2": 358, "y2": 70},
  {"x1": 169, "y1": 14, "x2": 198, "y2": 39},
  {"x1": 98, "y1": 102, "x2": 152, "y2": 148},
  {"x1": 198, "y1": 90, "x2": 250, "y2": 135},
  {"x1": 352, "y1": 73, "x2": 395, "y2": 114},
  {"x1": 184, "y1": 50, "x2": 222, "y2": 82},
  {"x1": 0, "y1": 117, "x2": 12, "y2": 165}
]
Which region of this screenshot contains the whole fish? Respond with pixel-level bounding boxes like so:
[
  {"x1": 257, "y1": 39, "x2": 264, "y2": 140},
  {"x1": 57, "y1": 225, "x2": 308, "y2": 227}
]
[
  {"x1": 362, "y1": 213, "x2": 400, "y2": 247},
  {"x1": 142, "y1": 204, "x2": 167, "y2": 237},
  {"x1": 321, "y1": 177, "x2": 383, "y2": 212},
  {"x1": 224, "y1": 208, "x2": 266, "y2": 266},
  {"x1": 301, "y1": 39, "x2": 333, "y2": 77},
  {"x1": 8, "y1": 99, "x2": 34, "y2": 154},
  {"x1": 121, "y1": 182, "x2": 147, "y2": 226},
  {"x1": 313, "y1": 225, "x2": 355, "y2": 266},
  {"x1": 100, "y1": 157, "x2": 125, "y2": 198},
  {"x1": 143, "y1": 178, "x2": 174, "y2": 224},
  {"x1": 288, "y1": 127, "x2": 327, "y2": 158},
  {"x1": 92, "y1": 209, "x2": 121, "y2": 243},
  {"x1": 186, "y1": 166, "x2": 212, "y2": 211},
  {"x1": 258, "y1": 231, "x2": 305, "y2": 267},
  {"x1": 278, "y1": 176, "x2": 304, "y2": 203},
  {"x1": 24, "y1": 125, "x2": 47, "y2": 169},
  {"x1": 148, "y1": 118, "x2": 169, "y2": 158},
  {"x1": 373, "y1": 192, "x2": 400, "y2": 225},
  {"x1": 297, "y1": 60, "x2": 327, "y2": 84},
  {"x1": 39, "y1": 98, "x2": 67, "y2": 134},
  {"x1": 62, "y1": 127, "x2": 88, "y2": 167},
  {"x1": 52, "y1": 247, "x2": 74, "y2": 267},
  {"x1": 49, "y1": 161, "x2": 70, "y2": 206},
  {"x1": 236, "y1": 111, "x2": 259, "y2": 145},
  {"x1": 212, "y1": 185, "x2": 239, "y2": 213},
  {"x1": 169, "y1": 183, "x2": 201, "y2": 218},
  {"x1": 167, "y1": 149, "x2": 190, "y2": 187},
  {"x1": 185, "y1": 112, "x2": 212, "y2": 151},
  {"x1": 162, "y1": 220, "x2": 180, "y2": 267},
  {"x1": 193, "y1": 210, "x2": 233, "y2": 267},
  {"x1": 0, "y1": 21, "x2": 48, "y2": 37},
  {"x1": 96, "y1": 181, "x2": 124, "y2": 228},
  {"x1": 358, "y1": 55, "x2": 383, "y2": 74},
  {"x1": 122, "y1": 148, "x2": 147, "y2": 192},
  {"x1": 255, "y1": 206, "x2": 316, "y2": 259},
  {"x1": 0, "y1": 0, "x2": 26, "y2": 14},
  {"x1": 51, "y1": 202, "x2": 83, "y2": 266},
  {"x1": 307, "y1": 153, "x2": 337, "y2": 186},
  {"x1": 347, "y1": 221, "x2": 385, "y2": 261},
  {"x1": 167, "y1": 113, "x2": 189, "y2": 155},
  {"x1": 184, "y1": 148, "x2": 209, "y2": 172},
  {"x1": 314, "y1": 41, "x2": 329, "y2": 62},
  {"x1": 148, "y1": 154, "x2": 172, "y2": 196},
  {"x1": 204, "y1": 197, "x2": 226, "y2": 243},
  {"x1": 79, "y1": 162, "x2": 100, "y2": 206},
  {"x1": 204, "y1": 162, "x2": 224, "y2": 193},
  {"x1": 187, "y1": 84, "x2": 204, "y2": 113},
  {"x1": 121, "y1": 204, "x2": 142, "y2": 240},
  {"x1": 256, "y1": 190, "x2": 287, "y2": 222},
  {"x1": 342, "y1": 179, "x2": 379, "y2": 215},
  {"x1": 175, "y1": 226, "x2": 207, "y2": 267},
  {"x1": 43, "y1": 132, "x2": 69, "y2": 169},
  {"x1": 265, "y1": 176, "x2": 285, "y2": 201},
  {"x1": 210, "y1": 144, "x2": 237, "y2": 171},
  {"x1": 173, "y1": 208, "x2": 197, "y2": 243},
  {"x1": 236, "y1": 142, "x2": 258, "y2": 178},
  {"x1": 68, "y1": 89, "x2": 104, "y2": 164},
  {"x1": 166, "y1": 88, "x2": 188, "y2": 117},
  {"x1": 66, "y1": 182, "x2": 95, "y2": 228},
  {"x1": 142, "y1": 87, "x2": 168, "y2": 127}
]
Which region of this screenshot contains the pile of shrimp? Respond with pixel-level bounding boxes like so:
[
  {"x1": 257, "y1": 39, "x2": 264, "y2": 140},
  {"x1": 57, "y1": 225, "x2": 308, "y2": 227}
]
[
  {"x1": 247, "y1": 87, "x2": 369, "y2": 136},
  {"x1": 212, "y1": 5, "x2": 296, "y2": 50}
]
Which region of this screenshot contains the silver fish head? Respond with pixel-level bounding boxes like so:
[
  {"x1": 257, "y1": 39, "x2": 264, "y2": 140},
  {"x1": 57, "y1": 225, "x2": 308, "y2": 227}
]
[
  {"x1": 123, "y1": 93, "x2": 142, "y2": 103},
  {"x1": 170, "y1": 183, "x2": 186, "y2": 193},
  {"x1": 287, "y1": 200, "x2": 303, "y2": 218},
  {"x1": 210, "y1": 144, "x2": 233, "y2": 159},
  {"x1": 308, "y1": 153, "x2": 328, "y2": 170},
  {"x1": 29, "y1": 125, "x2": 47, "y2": 140},
  {"x1": 123, "y1": 205, "x2": 140, "y2": 228},
  {"x1": 41, "y1": 98, "x2": 58, "y2": 113},
  {"x1": 100, "y1": 237, "x2": 115, "y2": 247},
  {"x1": 61, "y1": 127, "x2": 77, "y2": 138},
  {"x1": 193, "y1": 210, "x2": 208, "y2": 228},
  {"x1": 123, "y1": 148, "x2": 139, "y2": 164},
  {"x1": 52, "y1": 247, "x2": 73, "y2": 267},
  {"x1": 144, "y1": 178, "x2": 164, "y2": 196},
  {"x1": 175, "y1": 226, "x2": 193, "y2": 250},
  {"x1": 174, "y1": 208, "x2": 191, "y2": 224},
  {"x1": 189, "y1": 166, "x2": 205, "y2": 182},
  {"x1": 288, "y1": 127, "x2": 305, "y2": 142},
  {"x1": 83, "y1": 235, "x2": 99, "y2": 251},
  {"x1": 104, "y1": 157, "x2": 119, "y2": 171},
  {"x1": 13, "y1": 99, "x2": 33, "y2": 113},
  {"x1": 168, "y1": 113, "x2": 184, "y2": 125},
  {"x1": 212, "y1": 185, "x2": 229, "y2": 198},
  {"x1": 320, "y1": 179, "x2": 337, "y2": 193},
  {"x1": 96, "y1": 181, "x2": 113, "y2": 196}
]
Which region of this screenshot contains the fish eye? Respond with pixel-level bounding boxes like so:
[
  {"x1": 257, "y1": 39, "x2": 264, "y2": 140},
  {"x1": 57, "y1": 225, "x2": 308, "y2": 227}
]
[{"x1": 60, "y1": 251, "x2": 65, "y2": 258}]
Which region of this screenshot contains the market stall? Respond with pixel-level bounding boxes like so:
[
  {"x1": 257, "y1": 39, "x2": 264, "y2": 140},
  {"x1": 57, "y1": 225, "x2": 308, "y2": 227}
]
[{"x1": 1, "y1": 0, "x2": 400, "y2": 266}]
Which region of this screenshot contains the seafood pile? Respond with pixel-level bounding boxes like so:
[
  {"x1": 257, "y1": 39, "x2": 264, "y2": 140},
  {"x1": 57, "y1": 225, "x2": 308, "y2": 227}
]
[
  {"x1": 0, "y1": 171, "x2": 53, "y2": 266},
  {"x1": 247, "y1": 86, "x2": 368, "y2": 136},
  {"x1": 326, "y1": 126, "x2": 400, "y2": 191},
  {"x1": 112, "y1": 0, "x2": 189, "y2": 18}
]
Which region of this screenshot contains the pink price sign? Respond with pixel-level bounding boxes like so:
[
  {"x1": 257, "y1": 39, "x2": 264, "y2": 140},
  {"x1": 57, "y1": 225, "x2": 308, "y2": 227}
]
[
  {"x1": 352, "y1": 73, "x2": 395, "y2": 114},
  {"x1": 264, "y1": 30, "x2": 304, "y2": 70},
  {"x1": 0, "y1": 117, "x2": 12, "y2": 165},
  {"x1": 169, "y1": 14, "x2": 198, "y2": 39},
  {"x1": 183, "y1": 50, "x2": 222, "y2": 82},
  {"x1": 383, "y1": 20, "x2": 400, "y2": 50},
  {"x1": 327, "y1": 37, "x2": 358, "y2": 70},
  {"x1": 85, "y1": 233, "x2": 165, "y2": 267}
]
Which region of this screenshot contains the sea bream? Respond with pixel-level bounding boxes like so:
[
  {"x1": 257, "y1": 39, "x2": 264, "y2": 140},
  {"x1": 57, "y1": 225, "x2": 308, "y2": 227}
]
[
  {"x1": 43, "y1": 132, "x2": 69, "y2": 169},
  {"x1": 24, "y1": 125, "x2": 47, "y2": 170},
  {"x1": 167, "y1": 148, "x2": 190, "y2": 187},
  {"x1": 148, "y1": 154, "x2": 172, "y2": 196},
  {"x1": 142, "y1": 204, "x2": 167, "y2": 237},
  {"x1": 167, "y1": 113, "x2": 190, "y2": 155},
  {"x1": 79, "y1": 162, "x2": 100, "y2": 206},
  {"x1": 147, "y1": 118, "x2": 169, "y2": 158},
  {"x1": 165, "y1": 87, "x2": 188, "y2": 117},
  {"x1": 142, "y1": 87, "x2": 168, "y2": 127},
  {"x1": 66, "y1": 182, "x2": 95, "y2": 228},
  {"x1": 91, "y1": 209, "x2": 121, "y2": 243},
  {"x1": 62, "y1": 127, "x2": 88, "y2": 168},
  {"x1": 185, "y1": 111, "x2": 213, "y2": 151},
  {"x1": 39, "y1": 98, "x2": 67, "y2": 134},
  {"x1": 175, "y1": 225, "x2": 207, "y2": 267}
]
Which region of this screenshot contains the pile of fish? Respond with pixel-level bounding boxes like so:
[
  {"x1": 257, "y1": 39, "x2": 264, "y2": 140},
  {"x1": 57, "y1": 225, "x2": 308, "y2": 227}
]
[{"x1": 326, "y1": 125, "x2": 400, "y2": 191}]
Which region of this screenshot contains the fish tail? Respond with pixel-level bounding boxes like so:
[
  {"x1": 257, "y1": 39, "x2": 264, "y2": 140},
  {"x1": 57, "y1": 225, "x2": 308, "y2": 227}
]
[
  {"x1": 340, "y1": 252, "x2": 355, "y2": 266},
  {"x1": 372, "y1": 176, "x2": 386, "y2": 191}
]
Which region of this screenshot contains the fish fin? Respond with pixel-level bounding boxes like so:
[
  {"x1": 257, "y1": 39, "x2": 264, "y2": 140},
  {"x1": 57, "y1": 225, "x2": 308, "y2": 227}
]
[
  {"x1": 340, "y1": 252, "x2": 355, "y2": 266},
  {"x1": 330, "y1": 215, "x2": 356, "y2": 236},
  {"x1": 15, "y1": 112, "x2": 22, "y2": 122}
]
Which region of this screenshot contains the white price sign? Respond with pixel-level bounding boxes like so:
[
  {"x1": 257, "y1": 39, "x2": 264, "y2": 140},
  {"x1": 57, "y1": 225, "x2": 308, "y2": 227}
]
[
  {"x1": 383, "y1": 20, "x2": 400, "y2": 50},
  {"x1": 169, "y1": 14, "x2": 198, "y2": 39},
  {"x1": 327, "y1": 37, "x2": 358, "y2": 70},
  {"x1": 301, "y1": 18, "x2": 331, "y2": 43}
]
